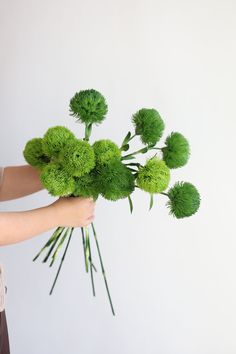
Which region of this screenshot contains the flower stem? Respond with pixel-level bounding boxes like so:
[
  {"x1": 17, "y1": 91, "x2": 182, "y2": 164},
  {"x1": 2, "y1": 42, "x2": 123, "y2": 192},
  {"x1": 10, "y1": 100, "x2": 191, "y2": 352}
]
[
  {"x1": 85, "y1": 227, "x2": 90, "y2": 272},
  {"x1": 84, "y1": 123, "x2": 93, "y2": 141},
  {"x1": 81, "y1": 227, "x2": 97, "y2": 273},
  {"x1": 33, "y1": 227, "x2": 64, "y2": 262},
  {"x1": 49, "y1": 228, "x2": 74, "y2": 295},
  {"x1": 91, "y1": 223, "x2": 115, "y2": 316},
  {"x1": 43, "y1": 229, "x2": 65, "y2": 263},
  {"x1": 120, "y1": 132, "x2": 136, "y2": 150},
  {"x1": 81, "y1": 227, "x2": 88, "y2": 272},
  {"x1": 49, "y1": 228, "x2": 71, "y2": 267},
  {"x1": 121, "y1": 146, "x2": 149, "y2": 160},
  {"x1": 87, "y1": 227, "x2": 96, "y2": 296},
  {"x1": 161, "y1": 192, "x2": 169, "y2": 197}
]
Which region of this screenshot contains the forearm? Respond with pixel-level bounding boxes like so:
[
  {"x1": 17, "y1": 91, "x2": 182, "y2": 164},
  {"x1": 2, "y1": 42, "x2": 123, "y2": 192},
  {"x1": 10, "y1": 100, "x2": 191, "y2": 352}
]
[
  {"x1": 0, "y1": 205, "x2": 59, "y2": 246},
  {"x1": 0, "y1": 165, "x2": 44, "y2": 201}
]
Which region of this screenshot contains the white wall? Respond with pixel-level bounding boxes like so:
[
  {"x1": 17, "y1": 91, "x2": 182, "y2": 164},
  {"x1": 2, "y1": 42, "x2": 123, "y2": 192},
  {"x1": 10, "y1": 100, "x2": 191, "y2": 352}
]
[{"x1": 1, "y1": 0, "x2": 236, "y2": 353}]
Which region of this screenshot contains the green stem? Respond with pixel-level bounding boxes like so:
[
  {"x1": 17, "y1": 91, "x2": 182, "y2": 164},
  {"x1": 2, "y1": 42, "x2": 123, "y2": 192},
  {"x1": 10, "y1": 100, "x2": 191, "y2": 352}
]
[
  {"x1": 91, "y1": 223, "x2": 115, "y2": 316},
  {"x1": 43, "y1": 229, "x2": 65, "y2": 263},
  {"x1": 85, "y1": 227, "x2": 90, "y2": 272},
  {"x1": 84, "y1": 123, "x2": 92, "y2": 141},
  {"x1": 81, "y1": 228, "x2": 97, "y2": 273},
  {"x1": 87, "y1": 228, "x2": 96, "y2": 296},
  {"x1": 120, "y1": 132, "x2": 136, "y2": 150},
  {"x1": 161, "y1": 192, "x2": 169, "y2": 197},
  {"x1": 49, "y1": 228, "x2": 74, "y2": 295},
  {"x1": 127, "y1": 167, "x2": 138, "y2": 173},
  {"x1": 49, "y1": 228, "x2": 71, "y2": 267},
  {"x1": 128, "y1": 134, "x2": 136, "y2": 142},
  {"x1": 81, "y1": 227, "x2": 88, "y2": 272},
  {"x1": 33, "y1": 227, "x2": 64, "y2": 262},
  {"x1": 121, "y1": 146, "x2": 149, "y2": 160},
  {"x1": 124, "y1": 162, "x2": 142, "y2": 167}
]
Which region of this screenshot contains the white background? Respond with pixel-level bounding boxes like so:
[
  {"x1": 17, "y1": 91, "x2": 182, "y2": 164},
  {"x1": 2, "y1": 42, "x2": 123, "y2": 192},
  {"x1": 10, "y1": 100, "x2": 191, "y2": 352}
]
[{"x1": 0, "y1": 0, "x2": 236, "y2": 353}]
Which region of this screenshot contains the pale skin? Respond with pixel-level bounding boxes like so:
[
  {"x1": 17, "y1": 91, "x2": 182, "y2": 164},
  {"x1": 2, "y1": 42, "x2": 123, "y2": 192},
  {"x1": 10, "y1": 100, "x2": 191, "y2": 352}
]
[{"x1": 0, "y1": 165, "x2": 95, "y2": 246}]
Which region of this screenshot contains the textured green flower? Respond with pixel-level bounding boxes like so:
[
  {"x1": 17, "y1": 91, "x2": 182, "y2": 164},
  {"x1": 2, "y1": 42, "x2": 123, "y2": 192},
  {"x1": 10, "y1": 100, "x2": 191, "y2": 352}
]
[
  {"x1": 167, "y1": 181, "x2": 200, "y2": 218},
  {"x1": 97, "y1": 161, "x2": 135, "y2": 201},
  {"x1": 59, "y1": 139, "x2": 95, "y2": 177},
  {"x1": 132, "y1": 108, "x2": 165, "y2": 146},
  {"x1": 42, "y1": 126, "x2": 76, "y2": 158},
  {"x1": 93, "y1": 139, "x2": 121, "y2": 165},
  {"x1": 23, "y1": 138, "x2": 49, "y2": 169},
  {"x1": 40, "y1": 163, "x2": 75, "y2": 196},
  {"x1": 73, "y1": 172, "x2": 99, "y2": 200},
  {"x1": 69, "y1": 89, "x2": 108, "y2": 124},
  {"x1": 162, "y1": 132, "x2": 190, "y2": 169},
  {"x1": 136, "y1": 157, "x2": 170, "y2": 193}
]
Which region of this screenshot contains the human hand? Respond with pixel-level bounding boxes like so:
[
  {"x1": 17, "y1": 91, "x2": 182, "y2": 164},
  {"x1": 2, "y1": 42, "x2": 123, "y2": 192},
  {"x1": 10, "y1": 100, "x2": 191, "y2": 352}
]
[{"x1": 50, "y1": 196, "x2": 95, "y2": 228}]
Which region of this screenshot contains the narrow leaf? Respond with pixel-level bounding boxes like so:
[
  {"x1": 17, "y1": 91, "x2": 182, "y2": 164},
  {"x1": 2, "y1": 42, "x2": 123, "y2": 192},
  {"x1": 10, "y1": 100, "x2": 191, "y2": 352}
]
[
  {"x1": 121, "y1": 131, "x2": 131, "y2": 146},
  {"x1": 121, "y1": 144, "x2": 129, "y2": 151},
  {"x1": 128, "y1": 195, "x2": 133, "y2": 214},
  {"x1": 149, "y1": 194, "x2": 154, "y2": 210}
]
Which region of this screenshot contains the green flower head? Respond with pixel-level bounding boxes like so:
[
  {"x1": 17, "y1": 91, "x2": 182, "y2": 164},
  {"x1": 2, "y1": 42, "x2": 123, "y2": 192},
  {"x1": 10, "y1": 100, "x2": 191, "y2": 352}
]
[
  {"x1": 42, "y1": 126, "x2": 76, "y2": 158},
  {"x1": 93, "y1": 139, "x2": 121, "y2": 165},
  {"x1": 167, "y1": 181, "x2": 201, "y2": 218},
  {"x1": 97, "y1": 161, "x2": 135, "y2": 201},
  {"x1": 137, "y1": 157, "x2": 170, "y2": 193},
  {"x1": 132, "y1": 108, "x2": 165, "y2": 146},
  {"x1": 73, "y1": 172, "x2": 99, "y2": 200},
  {"x1": 69, "y1": 89, "x2": 108, "y2": 125},
  {"x1": 162, "y1": 132, "x2": 190, "y2": 169},
  {"x1": 59, "y1": 139, "x2": 95, "y2": 177},
  {"x1": 23, "y1": 138, "x2": 49, "y2": 169},
  {"x1": 40, "y1": 163, "x2": 75, "y2": 196}
]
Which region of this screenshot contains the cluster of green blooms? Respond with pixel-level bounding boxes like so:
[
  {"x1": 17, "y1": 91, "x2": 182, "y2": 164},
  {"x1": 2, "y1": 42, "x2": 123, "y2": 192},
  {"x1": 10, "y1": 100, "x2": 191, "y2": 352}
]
[
  {"x1": 23, "y1": 88, "x2": 200, "y2": 218},
  {"x1": 26, "y1": 89, "x2": 201, "y2": 316},
  {"x1": 23, "y1": 126, "x2": 96, "y2": 197}
]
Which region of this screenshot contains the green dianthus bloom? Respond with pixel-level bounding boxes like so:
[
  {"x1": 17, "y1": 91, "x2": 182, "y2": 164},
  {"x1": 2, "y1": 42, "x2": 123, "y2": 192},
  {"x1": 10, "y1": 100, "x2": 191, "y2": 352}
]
[
  {"x1": 42, "y1": 126, "x2": 76, "y2": 158},
  {"x1": 167, "y1": 181, "x2": 200, "y2": 218},
  {"x1": 69, "y1": 89, "x2": 108, "y2": 125},
  {"x1": 162, "y1": 132, "x2": 190, "y2": 169},
  {"x1": 93, "y1": 139, "x2": 121, "y2": 165},
  {"x1": 137, "y1": 157, "x2": 170, "y2": 193},
  {"x1": 73, "y1": 172, "x2": 99, "y2": 200},
  {"x1": 40, "y1": 163, "x2": 75, "y2": 196},
  {"x1": 97, "y1": 161, "x2": 135, "y2": 201},
  {"x1": 59, "y1": 139, "x2": 95, "y2": 177},
  {"x1": 132, "y1": 108, "x2": 165, "y2": 146},
  {"x1": 23, "y1": 138, "x2": 49, "y2": 169}
]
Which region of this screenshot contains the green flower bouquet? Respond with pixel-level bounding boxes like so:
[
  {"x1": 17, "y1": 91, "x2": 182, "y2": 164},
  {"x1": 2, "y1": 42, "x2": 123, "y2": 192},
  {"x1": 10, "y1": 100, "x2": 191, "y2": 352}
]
[{"x1": 23, "y1": 89, "x2": 201, "y2": 315}]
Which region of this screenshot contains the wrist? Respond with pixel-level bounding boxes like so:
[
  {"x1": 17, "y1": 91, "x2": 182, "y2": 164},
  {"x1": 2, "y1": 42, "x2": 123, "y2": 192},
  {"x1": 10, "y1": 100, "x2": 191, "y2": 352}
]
[
  {"x1": 47, "y1": 201, "x2": 65, "y2": 228},
  {"x1": 43, "y1": 203, "x2": 62, "y2": 229}
]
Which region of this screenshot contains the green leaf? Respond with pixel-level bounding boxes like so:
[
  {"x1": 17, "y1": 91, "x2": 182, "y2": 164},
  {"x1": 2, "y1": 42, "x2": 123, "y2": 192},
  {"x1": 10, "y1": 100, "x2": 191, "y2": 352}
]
[
  {"x1": 125, "y1": 162, "x2": 141, "y2": 167},
  {"x1": 122, "y1": 155, "x2": 135, "y2": 161},
  {"x1": 149, "y1": 194, "x2": 154, "y2": 210},
  {"x1": 122, "y1": 131, "x2": 131, "y2": 146},
  {"x1": 128, "y1": 195, "x2": 133, "y2": 214},
  {"x1": 148, "y1": 142, "x2": 156, "y2": 148},
  {"x1": 122, "y1": 144, "x2": 130, "y2": 151},
  {"x1": 141, "y1": 146, "x2": 149, "y2": 154}
]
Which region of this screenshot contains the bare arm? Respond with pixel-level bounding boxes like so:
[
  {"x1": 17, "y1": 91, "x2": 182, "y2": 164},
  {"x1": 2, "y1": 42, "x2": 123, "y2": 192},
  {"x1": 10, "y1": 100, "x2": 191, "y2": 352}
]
[
  {"x1": 0, "y1": 197, "x2": 95, "y2": 246},
  {"x1": 0, "y1": 165, "x2": 44, "y2": 201}
]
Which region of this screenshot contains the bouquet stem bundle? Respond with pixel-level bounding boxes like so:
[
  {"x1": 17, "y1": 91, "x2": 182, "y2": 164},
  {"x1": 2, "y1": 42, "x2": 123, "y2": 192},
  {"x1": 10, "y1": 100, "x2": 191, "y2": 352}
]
[{"x1": 33, "y1": 223, "x2": 115, "y2": 315}]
